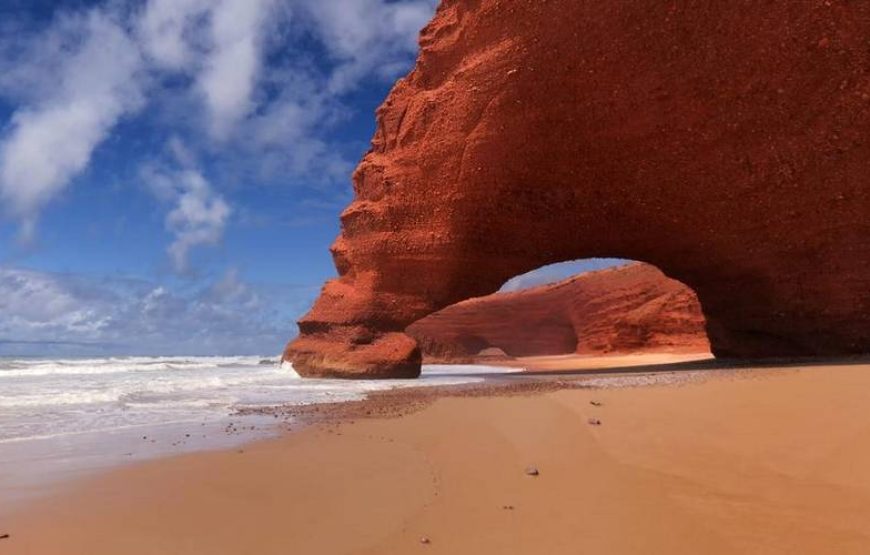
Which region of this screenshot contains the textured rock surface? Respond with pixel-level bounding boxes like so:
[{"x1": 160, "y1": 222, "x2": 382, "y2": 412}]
[
  {"x1": 286, "y1": 0, "x2": 870, "y2": 378},
  {"x1": 408, "y1": 263, "x2": 710, "y2": 362}
]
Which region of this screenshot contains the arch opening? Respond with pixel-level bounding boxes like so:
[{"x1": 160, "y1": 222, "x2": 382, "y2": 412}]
[{"x1": 405, "y1": 259, "x2": 712, "y2": 367}]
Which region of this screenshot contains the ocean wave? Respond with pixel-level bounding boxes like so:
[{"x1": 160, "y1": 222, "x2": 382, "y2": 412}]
[
  {"x1": 0, "y1": 356, "x2": 514, "y2": 443},
  {"x1": 0, "y1": 355, "x2": 271, "y2": 378},
  {"x1": 0, "y1": 388, "x2": 126, "y2": 408}
]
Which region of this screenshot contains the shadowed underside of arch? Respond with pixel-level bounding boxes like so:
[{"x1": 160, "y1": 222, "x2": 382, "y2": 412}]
[{"x1": 285, "y1": 0, "x2": 870, "y2": 378}]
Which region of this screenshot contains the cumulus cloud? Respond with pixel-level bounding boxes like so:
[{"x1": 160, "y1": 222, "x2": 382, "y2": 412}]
[
  {"x1": 138, "y1": 0, "x2": 279, "y2": 139},
  {"x1": 0, "y1": 268, "x2": 108, "y2": 335},
  {"x1": 0, "y1": 0, "x2": 276, "y2": 239},
  {"x1": 0, "y1": 0, "x2": 436, "y2": 239},
  {"x1": 165, "y1": 170, "x2": 231, "y2": 272},
  {"x1": 0, "y1": 10, "x2": 144, "y2": 237},
  {"x1": 230, "y1": 0, "x2": 435, "y2": 185},
  {"x1": 197, "y1": 0, "x2": 276, "y2": 139}
]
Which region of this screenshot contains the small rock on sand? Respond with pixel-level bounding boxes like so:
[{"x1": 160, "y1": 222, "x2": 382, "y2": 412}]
[
  {"x1": 420, "y1": 536, "x2": 431, "y2": 545},
  {"x1": 525, "y1": 466, "x2": 539, "y2": 476},
  {"x1": 1, "y1": 534, "x2": 10, "y2": 540},
  {"x1": 588, "y1": 418, "x2": 602, "y2": 426},
  {"x1": 590, "y1": 400, "x2": 603, "y2": 407}
]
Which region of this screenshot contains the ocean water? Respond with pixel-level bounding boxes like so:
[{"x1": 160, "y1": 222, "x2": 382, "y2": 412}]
[
  {"x1": 0, "y1": 356, "x2": 518, "y2": 444},
  {"x1": 0, "y1": 356, "x2": 516, "y2": 500}
]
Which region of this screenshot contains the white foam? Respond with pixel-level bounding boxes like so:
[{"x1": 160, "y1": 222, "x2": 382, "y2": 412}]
[
  {"x1": 0, "y1": 356, "x2": 514, "y2": 444},
  {"x1": 0, "y1": 355, "x2": 267, "y2": 377}
]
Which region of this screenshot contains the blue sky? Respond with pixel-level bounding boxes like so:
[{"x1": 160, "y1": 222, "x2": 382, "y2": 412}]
[{"x1": 0, "y1": 0, "x2": 619, "y2": 357}]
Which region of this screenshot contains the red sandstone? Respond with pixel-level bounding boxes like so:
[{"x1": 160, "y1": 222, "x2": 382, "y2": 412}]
[
  {"x1": 408, "y1": 263, "x2": 710, "y2": 362},
  {"x1": 286, "y1": 0, "x2": 870, "y2": 378}
]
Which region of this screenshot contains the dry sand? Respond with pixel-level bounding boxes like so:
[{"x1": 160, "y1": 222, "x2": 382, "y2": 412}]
[{"x1": 3, "y1": 356, "x2": 870, "y2": 554}]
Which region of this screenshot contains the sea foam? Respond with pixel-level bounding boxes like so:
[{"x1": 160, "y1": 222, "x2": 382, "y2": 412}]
[{"x1": 0, "y1": 355, "x2": 517, "y2": 444}]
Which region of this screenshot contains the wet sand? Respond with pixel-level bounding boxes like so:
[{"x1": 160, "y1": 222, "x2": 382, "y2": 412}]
[
  {"x1": 3, "y1": 356, "x2": 870, "y2": 554},
  {"x1": 510, "y1": 351, "x2": 714, "y2": 371}
]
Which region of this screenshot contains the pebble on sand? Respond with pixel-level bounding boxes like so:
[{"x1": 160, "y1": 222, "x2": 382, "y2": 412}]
[
  {"x1": 420, "y1": 536, "x2": 431, "y2": 545},
  {"x1": 588, "y1": 418, "x2": 602, "y2": 426},
  {"x1": 525, "y1": 466, "x2": 540, "y2": 476},
  {"x1": 1, "y1": 534, "x2": 10, "y2": 540}
]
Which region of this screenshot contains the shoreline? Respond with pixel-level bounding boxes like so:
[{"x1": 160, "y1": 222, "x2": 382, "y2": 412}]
[
  {"x1": 0, "y1": 354, "x2": 714, "y2": 511},
  {"x1": 0, "y1": 352, "x2": 821, "y2": 508},
  {"x1": 4, "y1": 355, "x2": 870, "y2": 553},
  {"x1": 234, "y1": 355, "x2": 723, "y2": 427},
  {"x1": 0, "y1": 360, "x2": 524, "y2": 505}
]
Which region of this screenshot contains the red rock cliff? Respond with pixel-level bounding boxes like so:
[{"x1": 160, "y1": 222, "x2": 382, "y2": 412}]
[
  {"x1": 286, "y1": 0, "x2": 870, "y2": 378},
  {"x1": 407, "y1": 263, "x2": 710, "y2": 361}
]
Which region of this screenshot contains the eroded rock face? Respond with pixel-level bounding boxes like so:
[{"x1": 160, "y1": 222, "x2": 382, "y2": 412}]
[
  {"x1": 408, "y1": 263, "x2": 710, "y2": 362},
  {"x1": 286, "y1": 0, "x2": 870, "y2": 378}
]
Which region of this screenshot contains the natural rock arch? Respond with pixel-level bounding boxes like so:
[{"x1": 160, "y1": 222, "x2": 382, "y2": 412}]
[{"x1": 285, "y1": 0, "x2": 870, "y2": 378}]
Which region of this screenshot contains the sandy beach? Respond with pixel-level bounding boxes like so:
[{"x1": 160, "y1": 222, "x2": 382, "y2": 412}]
[
  {"x1": 0, "y1": 0, "x2": 867, "y2": 553},
  {"x1": 2, "y1": 356, "x2": 870, "y2": 554}
]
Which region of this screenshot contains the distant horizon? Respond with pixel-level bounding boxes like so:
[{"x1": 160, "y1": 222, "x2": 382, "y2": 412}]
[
  {"x1": 0, "y1": 258, "x2": 627, "y2": 357},
  {"x1": 0, "y1": 350, "x2": 279, "y2": 359}
]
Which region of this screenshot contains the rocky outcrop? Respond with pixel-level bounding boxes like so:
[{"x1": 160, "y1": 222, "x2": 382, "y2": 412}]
[
  {"x1": 408, "y1": 263, "x2": 710, "y2": 362},
  {"x1": 286, "y1": 0, "x2": 870, "y2": 378}
]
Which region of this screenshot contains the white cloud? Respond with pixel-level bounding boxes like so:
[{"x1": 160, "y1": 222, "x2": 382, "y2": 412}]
[
  {"x1": 237, "y1": 70, "x2": 352, "y2": 182},
  {"x1": 0, "y1": 266, "x2": 308, "y2": 355},
  {"x1": 166, "y1": 171, "x2": 231, "y2": 272},
  {"x1": 0, "y1": 0, "x2": 436, "y2": 236},
  {"x1": 136, "y1": 0, "x2": 211, "y2": 70},
  {"x1": 298, "y1": 0, "x2": 436, "y2": 93},
  {"x1": 143, "y1": 155, "x2": 231, "y2": 273},
  {"x1": 206, "y1": 267, "x2": 260, "y2": 308},
  {"x1": 197, "y1": 0, "x2": 276, "y2": 140},
  {"x1": 0, "y1": 0, "x2": 437, "y2": 272},
  {"x1": 215, "y1": 0, "x2": 435, "y2": 180},
  {"x1": 0, "y1": 268, "x2": 108, "y2": 336},
  {"x1": 0, "y1": 0, "x2": 277, "y2": 239},
  {"x1": 0, "y1": 10, "x2": 144, "y2": 235},
  {"x1": 138, "y1": 0, "x2": 278, "y2": 140}
]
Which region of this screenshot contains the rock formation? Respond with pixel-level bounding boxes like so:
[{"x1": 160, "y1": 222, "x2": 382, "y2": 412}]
[
  {"x1": 408, "y1": 263, "x2": 710, "y2": 362},
  {"x1": 286, "y1": 0, "x2": 870, "y2": 378}
]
